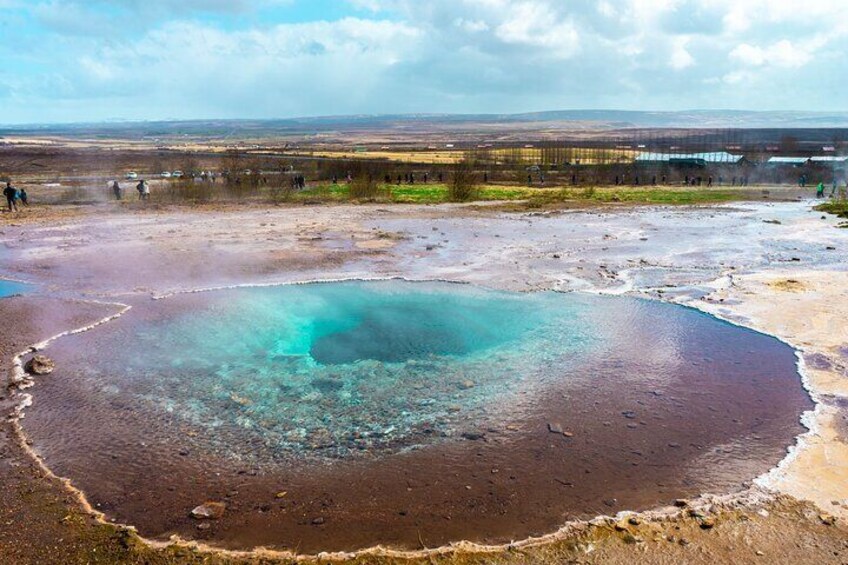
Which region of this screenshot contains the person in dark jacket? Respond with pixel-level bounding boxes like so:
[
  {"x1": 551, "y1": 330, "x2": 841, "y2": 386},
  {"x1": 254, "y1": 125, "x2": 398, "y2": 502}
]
[{"x1": 4, "y1": 181, "x2": 17, "y2": 212}]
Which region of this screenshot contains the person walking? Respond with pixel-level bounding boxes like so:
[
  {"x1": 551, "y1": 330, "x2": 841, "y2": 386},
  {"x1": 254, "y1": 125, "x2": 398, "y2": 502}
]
[
  {"x1": 4, "y1": 181, "x2": 18, "y2": 212},
  {"x1": 137, "y1": 179, "x2": 150, "y2": 200},
  {"x1": 19, "y1": 187, "x2": 28, "y2": 206},
  {"x1": 816, "y1": 182, "x2": 825, "y2": 198},
  {"x1": 111, "y1": 180, "x2": 122, "y2": 200}
]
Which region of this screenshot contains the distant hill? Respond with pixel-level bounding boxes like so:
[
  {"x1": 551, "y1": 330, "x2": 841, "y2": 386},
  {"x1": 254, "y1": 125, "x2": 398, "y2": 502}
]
[{"x1": 2, "y1": 110, "x2": 847, "y2": 141}]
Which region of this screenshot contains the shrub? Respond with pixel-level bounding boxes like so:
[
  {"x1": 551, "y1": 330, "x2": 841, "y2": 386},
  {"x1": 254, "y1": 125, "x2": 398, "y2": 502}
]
[{"x1": 448, "y1": 160, "x2": 479, "y2": 202}]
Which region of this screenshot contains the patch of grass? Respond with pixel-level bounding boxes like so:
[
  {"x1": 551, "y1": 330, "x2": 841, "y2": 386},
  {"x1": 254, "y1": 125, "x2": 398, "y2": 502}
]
[
  {"x1": 815, "y1": 199, "x2": 848, "y2": 219},
  {"x1": 593, "y1": 188, "x2": 739, "y2": 204}
]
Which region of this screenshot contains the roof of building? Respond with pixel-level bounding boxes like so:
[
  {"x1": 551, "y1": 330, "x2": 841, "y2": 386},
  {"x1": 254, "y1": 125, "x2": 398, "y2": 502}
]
[
  {"x1": 767, "y1": 156, "x2": 811, "y2": 165},
  {"x1": 810, "y1": 156, "x2": 848, "y2": 163},
  {"x1": 634, "y1": 151, "x2": 745, "y2": 163}
]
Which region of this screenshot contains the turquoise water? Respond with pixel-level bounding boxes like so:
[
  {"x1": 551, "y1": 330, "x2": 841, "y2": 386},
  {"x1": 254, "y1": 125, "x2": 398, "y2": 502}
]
[
  {"x1": 0, "y1": 280, "x2": 27, "y2": 298},
  {"x1": 88, "y1": 282, "x2": 607, "y2": 458}
]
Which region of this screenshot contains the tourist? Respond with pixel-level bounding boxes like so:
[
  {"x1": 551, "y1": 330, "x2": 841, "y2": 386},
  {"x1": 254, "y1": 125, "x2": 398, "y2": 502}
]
[
  {"x1": 137, "y1": 179, "x2": 150, "y2": 200},
  {"x1": 708, "y1": 176, "x2": 713, "y2": 187},
  {"x1": 831, "y1": 179, "x2": 838, "y2": 197},
  {"x1": 111, "y1": 180, "x2": 122, "y2": 200},
  {"x1": 816, "y1": 182, "x2": 825, "y2": 198},
  {"x1": 19, "y1": 187, "x2": 28, "y2": 206},
  {"x1": 4, "y1": 181, "x2": 18, "y2": 212}
]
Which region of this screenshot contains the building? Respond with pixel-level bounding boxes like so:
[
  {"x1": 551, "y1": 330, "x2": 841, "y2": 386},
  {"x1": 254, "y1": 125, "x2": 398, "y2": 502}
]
[
  {"x1": 634, "y1": 151, "x2": 745, "y2": 166},
  {"x1": 766, "y1": 156, "x2": 811, "y2": 166}
]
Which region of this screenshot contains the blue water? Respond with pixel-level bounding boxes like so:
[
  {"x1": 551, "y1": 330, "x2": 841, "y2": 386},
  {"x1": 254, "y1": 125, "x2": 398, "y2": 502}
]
[
  {"x1": 0, "y1": 280, "x2": 27, "y2": 298},
  {"x1": 75, "y1": 281, "x2": 610, "y2": 458}
]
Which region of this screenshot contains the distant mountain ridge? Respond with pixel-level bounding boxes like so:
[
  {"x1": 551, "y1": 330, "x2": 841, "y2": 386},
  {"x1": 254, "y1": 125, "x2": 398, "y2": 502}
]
[{"x1": 2, "y1": 110, "x2": 848, "y2": 139}]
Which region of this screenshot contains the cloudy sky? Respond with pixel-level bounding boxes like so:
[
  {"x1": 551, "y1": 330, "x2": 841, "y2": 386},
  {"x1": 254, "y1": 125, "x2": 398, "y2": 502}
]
[{"x1": 1, "y1": 0, "x2": 847, "y2": 124}]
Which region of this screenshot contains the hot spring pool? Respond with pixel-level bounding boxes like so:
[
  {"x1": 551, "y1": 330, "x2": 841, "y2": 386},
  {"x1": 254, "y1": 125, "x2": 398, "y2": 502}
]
[
  {"x1": 23, "y1": 281, "x2": 812, "y2": 552},
  {"x1": 0, "y1": 279, "x2": 27, "y2": 298}
]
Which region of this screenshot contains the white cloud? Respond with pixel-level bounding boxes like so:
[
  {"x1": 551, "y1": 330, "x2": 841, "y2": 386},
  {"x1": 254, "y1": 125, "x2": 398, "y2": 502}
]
[
  {"x1": 730, "y1": 40, "x2": 814, "y2": 68},
  {"x1": 2, "y1": 0, "x2": 848, "y2": 122},
  {"x1": 669, "y1": 37, "x2": 694, "y2": 70}
]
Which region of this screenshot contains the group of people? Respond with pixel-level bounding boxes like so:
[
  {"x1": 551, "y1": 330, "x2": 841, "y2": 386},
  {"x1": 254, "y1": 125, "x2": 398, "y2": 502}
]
[
  {"x1": 3, "y1": 181, "x2": 28, "y2": 212},
  {"x1": 110, "y1": 180, "x2": 149, "y2": 200}
]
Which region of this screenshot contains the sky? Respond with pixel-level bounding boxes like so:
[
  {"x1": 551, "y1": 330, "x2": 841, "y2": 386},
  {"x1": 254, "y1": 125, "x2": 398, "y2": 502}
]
[{"x1": 1, "y1": 0, "x2": 847, "y2": 124}]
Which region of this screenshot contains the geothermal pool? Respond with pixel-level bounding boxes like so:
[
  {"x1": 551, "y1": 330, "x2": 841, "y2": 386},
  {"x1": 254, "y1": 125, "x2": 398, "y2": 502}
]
[
  {"x1": 0, "y1": 280, "x2": 27, "y2": 298},
  {"x1": 23, "y1": 281, "x2": 811, "y2": 552}
]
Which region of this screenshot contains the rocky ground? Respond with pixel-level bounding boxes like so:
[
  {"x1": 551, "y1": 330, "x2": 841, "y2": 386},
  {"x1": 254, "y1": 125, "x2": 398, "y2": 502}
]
[{"x1": 1, "y1": 195, "x2": 847, "y2": 563}]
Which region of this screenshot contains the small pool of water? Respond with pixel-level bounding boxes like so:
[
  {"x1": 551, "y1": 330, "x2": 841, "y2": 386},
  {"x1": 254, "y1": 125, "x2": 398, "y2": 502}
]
[{"x1": 0, "y1": 279, "x2": 27, "y2": 298}]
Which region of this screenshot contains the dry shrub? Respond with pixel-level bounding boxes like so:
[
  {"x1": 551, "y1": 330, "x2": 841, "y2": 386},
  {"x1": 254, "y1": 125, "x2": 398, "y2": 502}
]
[{"x1": 448, "y1": 159, "x2": 479, "y2": 202}]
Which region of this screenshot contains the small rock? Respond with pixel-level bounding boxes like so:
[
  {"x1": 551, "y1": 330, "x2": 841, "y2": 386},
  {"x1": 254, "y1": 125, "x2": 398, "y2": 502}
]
[
  {"x1": 25, "y1": 355, "x2": 55, "y2": 376},
  {"x1": 820, "y1": 513, "x2": 837, "y2": 526},
  {"x1": 311, "y1": 516, "x2": 325, "y2": 525},
  {"x1": 190, "y1": 502, "x2": 226, "y2": 520},
  {"x1": 674, "y1": 499, "x2": 689, "y2": 507},
  {"x1": 755, "y1": 550, "x2": 764, "y2": 556},
  {"x1": 458, "y1": 380, "x2": 475, "y2": 390},
  {"x1": 548, "y1": 422, "x2": 564, "y2": 434},
  {"x1": 275, "y1": 491, "x2": 287, "y2": 499},
  {"x1": 622, "y1": 533, "x2": 642, "y2": 544},
  {"x1": 603, "y1": 498, "x2": 617, "y2": 507},
  {"x1": 628, "y1": 516, "x2": 641, "y2": 526},
  {"x1": 196, "y1": 522, "x2": 211, "y2": 531},
  {"x1": 461, "y1": 431, "x2": 485, "y2": 441},
  {"x1": 699, "y1": 517, "x2": 716, "y2": 529}
]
